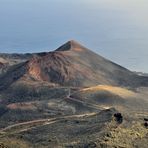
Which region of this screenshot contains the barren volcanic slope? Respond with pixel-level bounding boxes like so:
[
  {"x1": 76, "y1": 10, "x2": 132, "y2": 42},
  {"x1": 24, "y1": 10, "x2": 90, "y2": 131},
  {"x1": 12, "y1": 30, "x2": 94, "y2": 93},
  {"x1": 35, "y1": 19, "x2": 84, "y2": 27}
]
[
  {"x1": 0, "y1": 40, "x2": 148, "y2": 148},
  {"x1": 0, "y1": 40, "x2": 148, "y2": 90}
]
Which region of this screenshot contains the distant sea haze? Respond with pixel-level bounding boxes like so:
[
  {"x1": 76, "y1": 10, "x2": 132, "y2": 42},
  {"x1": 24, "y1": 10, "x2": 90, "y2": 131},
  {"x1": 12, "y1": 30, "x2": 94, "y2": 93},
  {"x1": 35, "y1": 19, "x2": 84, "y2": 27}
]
[{"x1": 0, "y1": 0, "x2": 148, "y2": 72}]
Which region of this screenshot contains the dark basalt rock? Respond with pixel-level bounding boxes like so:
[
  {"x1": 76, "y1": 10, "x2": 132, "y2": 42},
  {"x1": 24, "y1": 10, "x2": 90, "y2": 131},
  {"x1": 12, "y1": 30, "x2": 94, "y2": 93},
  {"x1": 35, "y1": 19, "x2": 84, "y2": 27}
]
[
  {"x1": 114, "y1": 113, "x2": 123, "y2": 124},
  {"x1": 144, "y1": 122, "x2": 148, "y2": 128}
]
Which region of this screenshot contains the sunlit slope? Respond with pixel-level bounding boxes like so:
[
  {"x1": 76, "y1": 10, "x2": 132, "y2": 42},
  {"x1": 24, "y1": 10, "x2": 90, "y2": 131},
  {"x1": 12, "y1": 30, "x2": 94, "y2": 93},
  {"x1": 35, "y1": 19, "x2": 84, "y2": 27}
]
[
  {"x1": 72, "y1": 85, "x2": 148, "y2": 110},
  {"x1": 81, "y1": 85, "x2": 136, "y2": 98}
]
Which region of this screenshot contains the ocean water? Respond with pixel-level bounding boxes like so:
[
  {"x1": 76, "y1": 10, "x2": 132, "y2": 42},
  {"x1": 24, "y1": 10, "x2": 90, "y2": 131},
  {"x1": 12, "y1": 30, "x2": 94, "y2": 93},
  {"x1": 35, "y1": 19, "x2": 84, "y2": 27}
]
[{"x1": 0, "y1": 0, "x2": 148, "y2": 72}]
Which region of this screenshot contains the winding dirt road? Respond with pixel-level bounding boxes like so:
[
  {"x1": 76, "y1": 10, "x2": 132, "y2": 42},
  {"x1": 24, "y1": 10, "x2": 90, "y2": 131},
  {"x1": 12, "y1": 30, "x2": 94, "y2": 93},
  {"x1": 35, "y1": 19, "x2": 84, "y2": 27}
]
[{"x1": 0, "y1": 112, "x2": 96, "y2": 134}]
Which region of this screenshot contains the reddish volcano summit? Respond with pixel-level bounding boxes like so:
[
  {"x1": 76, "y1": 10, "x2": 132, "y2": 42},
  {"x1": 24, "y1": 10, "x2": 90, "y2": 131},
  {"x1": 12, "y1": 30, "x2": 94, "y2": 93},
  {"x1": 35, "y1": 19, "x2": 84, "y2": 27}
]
[{"x1": 56, "y1": 40, "x2": 88, "y2": 52}]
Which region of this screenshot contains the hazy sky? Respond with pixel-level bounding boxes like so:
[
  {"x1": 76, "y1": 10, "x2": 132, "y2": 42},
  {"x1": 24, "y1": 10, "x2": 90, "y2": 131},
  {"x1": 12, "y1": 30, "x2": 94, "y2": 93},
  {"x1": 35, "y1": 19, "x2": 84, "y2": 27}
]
[{"x1": 0, "y1": 0, "x2": 148, "y2": 72}]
